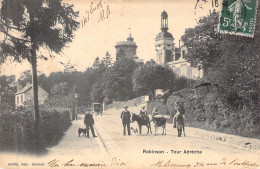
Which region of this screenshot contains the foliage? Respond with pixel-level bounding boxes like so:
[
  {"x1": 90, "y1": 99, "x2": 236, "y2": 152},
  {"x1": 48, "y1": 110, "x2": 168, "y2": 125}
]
[
  {"x1": 132, "y1": 62, "x2": 176, "y2": 95},
  {"x1": 0, "y1": 75, "x2": 16, "y2": 107},
  {"x1": 181, "y1": 9, "x2": 259, "y2": 111},
  {"x1": 101, "y1": 57, "x2": 139, "y2": 103},
  {"x1": 0, "y1": 0, "x2": 79, "y2": 147},
  {"x1": 0, "y1": 0, "x2": 80, "y2": 62},
  {"x1": 167, "y1": 86, "x2": 260, "y2": 139},
  {"x1": 0, "y1": 103, "x2": 71, "y2": 153},
  {"x1": 181, "y1": 13, "x2": 222, "y2": 72}
]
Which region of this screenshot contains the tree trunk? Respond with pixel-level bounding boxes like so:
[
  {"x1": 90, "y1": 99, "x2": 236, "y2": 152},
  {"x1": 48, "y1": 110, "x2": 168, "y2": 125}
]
[{"x1": 31, "y1": 47, "x2": 41, "y2": 152}]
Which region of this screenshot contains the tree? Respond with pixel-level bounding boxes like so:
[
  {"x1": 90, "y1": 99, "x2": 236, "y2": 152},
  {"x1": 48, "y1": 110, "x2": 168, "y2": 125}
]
[
  {"x1": 181, "y1": 13, "x2": 222, "y2": 73},
  {"x1": 132, "y1": 62, "x2": 176, "y2": 96},
  {"x1": 0, "y1": 0, "x2": 79, "y2": 151},
  {"x1": 0, "y1": 75, "x2": 16, "y2": 108},
  {"x1": 17, "y1": 70, "x2": 32, "y2": 87},
  {"x1": 102, "y1": 51, "x2": 113, "y2": 68},
  {"x1": 90, "y1": 81, "x2": 104, "y2": 103},
  {"x1": 181, "y1": 8, "x2": 260, "y2": 110}
]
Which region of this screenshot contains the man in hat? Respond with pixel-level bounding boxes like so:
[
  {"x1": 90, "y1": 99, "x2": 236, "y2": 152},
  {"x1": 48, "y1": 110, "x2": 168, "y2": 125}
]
[
  {"x1": 84, "y1": 109, "x2": 97, "y2": 138},
  {"x1": 120, "y1": 105, "x2": 131, "y2": 135}
]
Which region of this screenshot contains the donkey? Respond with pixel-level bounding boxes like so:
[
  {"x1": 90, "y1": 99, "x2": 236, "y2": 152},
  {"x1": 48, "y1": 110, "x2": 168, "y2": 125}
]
[
  {"x1": 131, "y1": 113, "x2": 152, "y2": 135},
  {"x1": 152, "y1": 115, "x2": 166, "y2": 135},
  {"x1": 176, "y1": 114, "x2": 185, "y2": 137}
]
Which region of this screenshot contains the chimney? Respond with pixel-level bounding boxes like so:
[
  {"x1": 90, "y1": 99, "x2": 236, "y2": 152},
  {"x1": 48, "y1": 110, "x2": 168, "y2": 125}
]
[
  {"x1": 26, "y1": 82, "x2": 31, "y2": 89},
  {"x1": 17, "y1": 85, "x2": 22, "y2": 91}
]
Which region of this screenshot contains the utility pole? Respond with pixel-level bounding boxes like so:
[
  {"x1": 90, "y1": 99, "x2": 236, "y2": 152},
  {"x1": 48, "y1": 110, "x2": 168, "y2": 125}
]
[{"x1": 74, "y1": 84, "x2": 78, "y2": 120}]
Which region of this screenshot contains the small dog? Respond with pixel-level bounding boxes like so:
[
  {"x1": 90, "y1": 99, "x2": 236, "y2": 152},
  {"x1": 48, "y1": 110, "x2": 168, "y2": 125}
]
[
  {"x1": 78, "y1": 128, "x2": 86, "y2": 137},
  {"x1": 130, "y1": 127, "x2": 138, "y2": 135}
]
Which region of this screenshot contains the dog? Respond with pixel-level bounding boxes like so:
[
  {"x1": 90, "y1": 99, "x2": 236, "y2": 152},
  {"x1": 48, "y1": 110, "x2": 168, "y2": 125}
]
[
  {"x1": 130, "y1": 127, "x2": 139, "y2": 135},
  {"x1": 78, "y1": 128, "x2": 87, "y2": 137}
]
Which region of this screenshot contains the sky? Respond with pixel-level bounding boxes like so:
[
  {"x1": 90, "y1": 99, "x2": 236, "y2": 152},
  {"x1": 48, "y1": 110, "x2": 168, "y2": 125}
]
[{"x1": 0, "y1": 0, "x2": 218, "y2": 78}]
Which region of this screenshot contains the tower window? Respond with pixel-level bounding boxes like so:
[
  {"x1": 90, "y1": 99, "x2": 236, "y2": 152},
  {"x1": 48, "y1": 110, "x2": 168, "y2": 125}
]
[
  {"x1": 166, "y1": 49, "x2": 172, "y2": 62},
  {"x1": 182, "y1": 50, "x2": 185, "y2": 58}
]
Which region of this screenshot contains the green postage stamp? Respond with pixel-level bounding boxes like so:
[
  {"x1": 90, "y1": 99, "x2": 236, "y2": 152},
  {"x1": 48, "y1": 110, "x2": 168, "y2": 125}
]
[{"x1": 219, "y1": 0, "x2": 259, "y2": 37}]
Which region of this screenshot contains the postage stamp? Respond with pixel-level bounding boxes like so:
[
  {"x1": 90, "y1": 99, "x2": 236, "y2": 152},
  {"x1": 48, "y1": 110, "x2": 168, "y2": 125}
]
[{"x1": 219, "y1": 0, "x2": 259, "y2": 37}]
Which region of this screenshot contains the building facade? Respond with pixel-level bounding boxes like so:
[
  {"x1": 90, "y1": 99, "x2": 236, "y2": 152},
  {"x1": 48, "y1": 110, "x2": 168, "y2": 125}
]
[
  {"x1": 15, "y1": 82, "x2": 49, "y2": 107},
  {"x1": 155, "y1": 11, "x2": 203, "y2": 79}
]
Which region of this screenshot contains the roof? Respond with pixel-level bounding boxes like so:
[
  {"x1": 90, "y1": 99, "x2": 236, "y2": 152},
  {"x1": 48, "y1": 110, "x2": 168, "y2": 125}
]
[
  {"x1": 156, "y1": 31, "x2": 173, "y2": 39},
  {"x1": 15, "y1": 84, "x2": 32, "y2": 95},
  {"x1": 161, "y1": 10, "x2": 168, "y2": 19},
  {"x1": 127, "y1": 33, "x2": 134, "y2": 42},
  {"x1": 15, "y1": 84, "x2": 47, "y2": 95}
]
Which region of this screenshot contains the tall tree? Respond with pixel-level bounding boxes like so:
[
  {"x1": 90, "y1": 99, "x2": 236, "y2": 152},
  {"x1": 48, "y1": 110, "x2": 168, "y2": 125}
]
[
  {"x1": 181, "y1": 13, "x2": 222, "y2": 73},
  {"x1": 0, "y1": 0, "x2": 79, "y2": 151},
  {"x1": 102, "y1": 51, "x2": 113, "y2": 68},
  {"x1": 132, "y1": 62, "x2": 176, "y2": 96}
]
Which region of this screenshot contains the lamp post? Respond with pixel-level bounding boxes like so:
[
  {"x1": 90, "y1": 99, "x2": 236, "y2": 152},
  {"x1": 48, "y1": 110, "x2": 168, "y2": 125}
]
[{"x1": 75, "y1": 93, "x2": 78, "y2": 120}]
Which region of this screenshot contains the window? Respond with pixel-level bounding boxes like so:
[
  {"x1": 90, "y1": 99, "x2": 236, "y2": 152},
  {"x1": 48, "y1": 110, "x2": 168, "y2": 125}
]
[
  {"x1": 182, "y1": 50, "x2": 185, "y2": 58},
  {"x1": 175, "y1": 53, "x2": 181, "y2": 61},
  {"x1": 166, "y1": 49, "x2": 172, "y2": 62},
  {"x1": 21, "y1": 95, "x2": 23, "y2": 103},
  {"x1": 17, "y1": 96, "x2": 19, "y2": 104}
]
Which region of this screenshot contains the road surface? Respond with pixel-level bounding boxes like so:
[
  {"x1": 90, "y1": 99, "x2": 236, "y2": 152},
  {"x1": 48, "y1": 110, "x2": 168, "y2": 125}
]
[{"x1": 1, "y1": 107, "x2": 260, "y2": 169}]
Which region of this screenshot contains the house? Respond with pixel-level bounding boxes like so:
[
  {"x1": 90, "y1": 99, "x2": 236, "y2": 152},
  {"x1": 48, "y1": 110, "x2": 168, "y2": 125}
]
[{"x1": 15, "y1": 82, "x2": 49, "y2": 107}]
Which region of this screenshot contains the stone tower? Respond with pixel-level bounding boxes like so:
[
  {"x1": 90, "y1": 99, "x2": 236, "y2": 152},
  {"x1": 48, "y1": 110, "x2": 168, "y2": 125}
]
[
  {"x1": 115, "y1": 33, "x2": 137, "y2": 60},
  {"x1": 155, "y1": 11, "x2": 175, "y2": 65}
]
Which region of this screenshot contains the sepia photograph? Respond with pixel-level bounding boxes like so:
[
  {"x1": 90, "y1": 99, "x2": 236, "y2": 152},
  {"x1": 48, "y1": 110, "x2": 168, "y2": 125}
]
[{"x1": 0, "y1": 0, "x2": 259, "y2": 168}]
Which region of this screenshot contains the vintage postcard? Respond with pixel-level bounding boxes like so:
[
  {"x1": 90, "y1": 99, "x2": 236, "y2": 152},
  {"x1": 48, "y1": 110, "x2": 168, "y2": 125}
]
[{"x1": 0, "y1": 0, "x2": 259, "y2": 169}]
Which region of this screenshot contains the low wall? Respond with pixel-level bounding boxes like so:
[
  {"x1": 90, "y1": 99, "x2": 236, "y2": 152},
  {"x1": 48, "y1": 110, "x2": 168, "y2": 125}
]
[
  {"x1": 105, "y1": 96, "x2": 171, "y2": 122},
  {"x1": 105, "y1": 96, "x2": 147, "y2": 110}
]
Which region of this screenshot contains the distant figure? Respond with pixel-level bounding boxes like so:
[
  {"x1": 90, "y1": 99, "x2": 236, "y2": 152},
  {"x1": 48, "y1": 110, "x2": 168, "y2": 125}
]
[
  {"x1": 152, "y1": 107, "x2": 161, "y2": 117},
  {"x1": 173, "y1": 101, "x2": 185, "y2": 128},
  {"x1": 84, "y1": 110, "x2": 97, "y2": 138},
  {"x1": 139, "y1": 106, "x2": 147, "y2": 119},
  {"x1": 120, "y1": 105, "x2": 131, "y2": 136}
]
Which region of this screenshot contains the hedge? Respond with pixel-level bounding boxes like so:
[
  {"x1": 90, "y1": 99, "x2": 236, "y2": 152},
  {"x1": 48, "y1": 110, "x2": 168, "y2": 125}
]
[
  {"x1": 0, "y1": 105, "x2": 71, "y2": 154},
  {"x1": 167, "y1": 85, "x2": 260, "y2": 139}
]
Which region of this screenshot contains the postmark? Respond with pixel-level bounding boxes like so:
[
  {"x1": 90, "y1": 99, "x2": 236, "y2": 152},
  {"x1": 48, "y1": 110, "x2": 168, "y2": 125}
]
[
  {"x1": 194, "y1": 0, "x2": 220, "y2": 24},
  {"x1": 219, "y1": 0, "x2": 259, "y2": 37}
]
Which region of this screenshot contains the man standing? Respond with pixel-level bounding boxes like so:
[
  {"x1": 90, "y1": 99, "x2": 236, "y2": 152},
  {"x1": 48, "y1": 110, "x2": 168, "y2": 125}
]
[
  {"x1": 84, "y1": 110, "x2": 97, "y2": 138},
  {"x1": 120, "y1": 106, "x2": 131, "y2": 136}
]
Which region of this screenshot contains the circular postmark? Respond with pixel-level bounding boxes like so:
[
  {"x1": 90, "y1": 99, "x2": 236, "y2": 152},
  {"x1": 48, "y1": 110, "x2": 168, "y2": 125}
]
[{"x1": 194, "y1": 0, "x2": 219, "y2": 24}]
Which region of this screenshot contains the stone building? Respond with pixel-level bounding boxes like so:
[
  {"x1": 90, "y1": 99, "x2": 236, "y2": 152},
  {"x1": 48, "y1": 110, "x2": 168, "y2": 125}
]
[
  {"x1": 115, "y1": 34, "x2": 143, "y2": 63},
  {"x1": 155, "y1": 10, "x2": 203, "y2": 79},
  {"x1": 15, "y1": 82, "x2": 49, "y2": 107}
]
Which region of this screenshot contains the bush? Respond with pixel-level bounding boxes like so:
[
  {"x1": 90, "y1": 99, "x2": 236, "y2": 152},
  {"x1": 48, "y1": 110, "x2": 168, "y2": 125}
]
[
  {"x1": 167, "y1": 85, "x2": 260, "y2": 139},
  {"x1": 0, "y1": 105, "x2": 71, "y2": 153}
]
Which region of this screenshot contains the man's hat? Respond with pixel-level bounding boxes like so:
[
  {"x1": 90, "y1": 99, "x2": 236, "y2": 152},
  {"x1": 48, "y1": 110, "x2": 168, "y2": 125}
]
[
  {"x1": 124, "y1": 105, "x2": 128, "y2": 108},
  {"x1": 175, "y1": 100, "x2": 181, "y2": 104}
]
